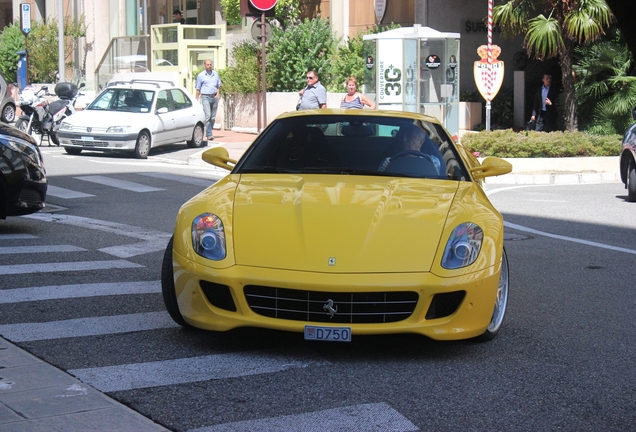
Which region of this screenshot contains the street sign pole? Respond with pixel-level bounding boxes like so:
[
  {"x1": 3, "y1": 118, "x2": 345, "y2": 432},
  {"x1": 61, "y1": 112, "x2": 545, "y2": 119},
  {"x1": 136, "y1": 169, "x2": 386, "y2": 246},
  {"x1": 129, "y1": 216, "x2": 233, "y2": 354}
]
[
  {"x1": 261, "y1": 11, "x2": 267, "y2": 130},
  {"x1": 20, "y1": 3, "x2": 31, "y2": 86}
]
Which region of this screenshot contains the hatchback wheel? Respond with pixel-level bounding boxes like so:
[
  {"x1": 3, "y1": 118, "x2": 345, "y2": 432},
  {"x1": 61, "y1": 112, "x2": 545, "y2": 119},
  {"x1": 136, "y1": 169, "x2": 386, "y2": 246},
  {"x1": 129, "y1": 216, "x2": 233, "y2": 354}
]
[
  {"x1": 1, "y1": 103, "x2": 15, "y2": 123},
  {"x1": 134, "y1": 130, "x2": 151, "y2": 159},
  {"x1": 187, "y1": 123, "x2": 205, "y2": 148}
]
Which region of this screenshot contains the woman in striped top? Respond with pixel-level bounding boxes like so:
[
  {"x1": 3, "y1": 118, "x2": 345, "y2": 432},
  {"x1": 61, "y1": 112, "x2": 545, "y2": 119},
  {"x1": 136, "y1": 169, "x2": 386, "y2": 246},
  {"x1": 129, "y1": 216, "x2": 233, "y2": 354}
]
[{"x1": 340, "y1": 76, "x2": 376, "y2": 109}]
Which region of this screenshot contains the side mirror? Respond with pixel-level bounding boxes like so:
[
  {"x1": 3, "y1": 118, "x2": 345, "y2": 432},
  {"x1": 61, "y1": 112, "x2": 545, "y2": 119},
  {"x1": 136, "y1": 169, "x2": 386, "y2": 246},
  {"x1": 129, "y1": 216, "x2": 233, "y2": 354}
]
[
  {"x1": 156, "y1": 107, "x2": 169, "y2": 114},
  {"x1": 470, "y1": 156, "x2": 512, "y2": 179},
  {"x1": 79, "y1": 83, "x2": 86, "y2": 89},
  {"x1": 201, "y1": 146, "x2": 237, "y2": 171}
]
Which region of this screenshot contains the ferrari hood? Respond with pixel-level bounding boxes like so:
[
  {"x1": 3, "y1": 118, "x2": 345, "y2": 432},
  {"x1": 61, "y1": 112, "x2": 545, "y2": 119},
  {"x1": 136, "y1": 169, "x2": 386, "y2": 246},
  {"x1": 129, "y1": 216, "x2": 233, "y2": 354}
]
[{"x1": 231, "y1": 174, "x2": 459, "y2": 273}]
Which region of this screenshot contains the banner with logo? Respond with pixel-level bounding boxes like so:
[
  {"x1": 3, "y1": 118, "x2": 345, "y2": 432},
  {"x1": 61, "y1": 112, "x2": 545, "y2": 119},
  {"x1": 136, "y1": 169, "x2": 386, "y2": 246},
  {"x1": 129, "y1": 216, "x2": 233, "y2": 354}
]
[{"x1": 377, "y1": 39, "x2": 403, "y2": 107}]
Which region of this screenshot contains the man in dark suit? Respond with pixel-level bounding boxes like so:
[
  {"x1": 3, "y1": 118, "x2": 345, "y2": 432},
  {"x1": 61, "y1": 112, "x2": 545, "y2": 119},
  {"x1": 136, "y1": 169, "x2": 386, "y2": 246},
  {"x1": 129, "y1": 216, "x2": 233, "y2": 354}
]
[{"x1": 530, "y1": 74, "x2": 559, "y2": 132}]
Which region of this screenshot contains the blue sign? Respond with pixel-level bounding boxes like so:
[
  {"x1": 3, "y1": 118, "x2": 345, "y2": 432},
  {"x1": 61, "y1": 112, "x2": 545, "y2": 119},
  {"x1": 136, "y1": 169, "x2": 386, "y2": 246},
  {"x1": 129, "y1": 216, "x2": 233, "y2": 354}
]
[{"x1": 20, "y1": 3, "x2": 31, "y2": 35}]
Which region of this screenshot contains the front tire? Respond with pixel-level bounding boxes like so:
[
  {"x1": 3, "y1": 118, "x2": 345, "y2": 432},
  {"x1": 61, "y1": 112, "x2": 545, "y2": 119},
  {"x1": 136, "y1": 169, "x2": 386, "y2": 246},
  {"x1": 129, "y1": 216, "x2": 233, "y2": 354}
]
[
  {"x1": 475, "y1": 247, "x2": 509, "y2": 342},
  {"x1": 15, "y1": 118, "x2": 29, "y2": 134},
  {"x1": 627, "y1": 160, "x2": 636, "y2": 202},
  {"x1": 64, "y1": 147, "x2": 82, "y2": 155},
  {"x1": 1, "y1": 103, "x2": 16, "y2": 123},
  {"x1": 49, "y1": 132, "x2": 60, "y2": 146},
  {"x1": 161, "y1": 236, "x2": 190, "y2": 327},
  {"x1": 187, "y1": 123, "x2": 205, "y2": 148},
  {"x1": 134, "y1": 130, "x2": 151, "y2": 159}
]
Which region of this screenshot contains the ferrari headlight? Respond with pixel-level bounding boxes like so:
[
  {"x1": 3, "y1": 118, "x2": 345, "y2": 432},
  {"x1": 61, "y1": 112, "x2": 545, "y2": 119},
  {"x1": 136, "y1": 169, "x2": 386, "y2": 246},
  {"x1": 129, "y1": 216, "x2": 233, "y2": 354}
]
[
  {"x1": 106, "y1": 125, "x2": 131, "y2": 133},
  {"x1": 192, "y1": 213, "x2": 226, "y2": 260},
  {"x1": 441, "y1": 223, "x2": 483, "y2": 269}
]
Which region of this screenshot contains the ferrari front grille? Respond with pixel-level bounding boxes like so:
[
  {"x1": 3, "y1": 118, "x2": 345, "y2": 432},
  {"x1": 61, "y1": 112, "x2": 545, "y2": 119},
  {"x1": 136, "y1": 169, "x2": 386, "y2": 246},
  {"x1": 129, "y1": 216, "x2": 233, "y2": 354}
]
[{"x1": 244, "y1": 286, "x2": 418, "y2": 324}]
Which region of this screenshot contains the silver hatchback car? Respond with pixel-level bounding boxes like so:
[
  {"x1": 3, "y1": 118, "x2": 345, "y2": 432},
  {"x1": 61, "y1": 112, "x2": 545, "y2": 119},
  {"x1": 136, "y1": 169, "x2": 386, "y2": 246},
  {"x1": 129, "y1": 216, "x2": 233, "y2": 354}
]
[{"x1": 0, "y1": 72, "x2": 16, "y2": 123}]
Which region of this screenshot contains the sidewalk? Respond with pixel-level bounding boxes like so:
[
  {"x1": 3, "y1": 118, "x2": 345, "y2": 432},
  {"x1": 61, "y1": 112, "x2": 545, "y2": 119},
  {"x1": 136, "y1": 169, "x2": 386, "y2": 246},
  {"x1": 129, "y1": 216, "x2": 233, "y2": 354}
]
[
  {"x1": 0, "y1": 337, "x2": 169, "y2": 431},
  {"x1": 193, "y1": 129, "x2": 621, "y2": 185}
]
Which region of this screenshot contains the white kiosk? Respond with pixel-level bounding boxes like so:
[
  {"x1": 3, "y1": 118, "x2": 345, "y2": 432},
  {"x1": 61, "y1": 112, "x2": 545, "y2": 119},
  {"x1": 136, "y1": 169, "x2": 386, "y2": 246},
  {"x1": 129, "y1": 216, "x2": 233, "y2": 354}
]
[{"x1": 363, "y1": 25, "x2": 460, "y2": 137}]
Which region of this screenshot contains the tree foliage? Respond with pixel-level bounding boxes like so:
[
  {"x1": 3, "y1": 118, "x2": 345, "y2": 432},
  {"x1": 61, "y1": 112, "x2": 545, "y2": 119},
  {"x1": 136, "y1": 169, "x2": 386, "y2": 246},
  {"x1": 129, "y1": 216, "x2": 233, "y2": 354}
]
[
  {"x1": 573, "y1": 30, "x2": 636, "y2": 134},
  {"x1": 0, "y1": 18, "x2": 87, "y2": 83},
  {"x1": 218, "y1": 39, "x2": 260, "y2": 94},
  {"x1": 328, "y1": 23, "x2": 400, "y2": 92},
  {"x1": 493, "y1": 0, "x2": 615, "y2": 131},
  {"x1": 267, "y1": 17, "x2": 338, "y2": 92},
  {"x1": 0, "y1": 22, "x2": 25, "y2": 82}
]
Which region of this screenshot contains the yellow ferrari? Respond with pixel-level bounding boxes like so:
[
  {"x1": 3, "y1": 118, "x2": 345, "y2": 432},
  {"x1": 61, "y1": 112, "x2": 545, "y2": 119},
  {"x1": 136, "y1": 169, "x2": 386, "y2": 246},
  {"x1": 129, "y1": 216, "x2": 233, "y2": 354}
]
[{"x1": 162, "y1": 109, "x2": 512, "y2": 342}]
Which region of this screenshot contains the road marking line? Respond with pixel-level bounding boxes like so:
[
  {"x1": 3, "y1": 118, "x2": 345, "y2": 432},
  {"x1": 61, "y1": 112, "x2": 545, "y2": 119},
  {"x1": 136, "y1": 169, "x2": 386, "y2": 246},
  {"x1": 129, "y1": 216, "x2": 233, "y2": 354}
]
[
  {"x1": 0, "y1": 245, "x2": 86, "y2": 255},
  {"x1": 188, "y1": 402, "x2": 418, "y2": 432},
  {"x1": 487, "y1": 186, "x2": 636, "y2": 254},
  {"x1": 504, "y1": 221, "x2": 636, "y2": 255},
  {"x1": 0, "y1": 259, "x2": 141, "y2": 275},
  {"x1": 69, "y1": 350, "x2": 329, "y2": 392},
  {"x1": 73, "y1": 175, "x2": 164, "y2": 192},
  {"x1": 0, "y1": 312, "x2": 178, "y2": 342},
  {"x1": 0, "y1": 280, "x2": 160, "y2": 304},
  {"x1": 46, "y1": 185, "x2": 95, "y2": 199},
  {"x1": 138, "y1": 172, "x2": 215, "y2": 187},
  {"x1": 22, "y1": 214, "x2": 171, "y2": 257}
]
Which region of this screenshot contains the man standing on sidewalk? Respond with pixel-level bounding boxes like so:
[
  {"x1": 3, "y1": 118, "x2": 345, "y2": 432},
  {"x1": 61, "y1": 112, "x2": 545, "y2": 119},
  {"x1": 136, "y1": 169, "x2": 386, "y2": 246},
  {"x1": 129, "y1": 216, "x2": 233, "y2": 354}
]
[{"x1": 195, "y1": 59, "x2": 222, "y2": 141}]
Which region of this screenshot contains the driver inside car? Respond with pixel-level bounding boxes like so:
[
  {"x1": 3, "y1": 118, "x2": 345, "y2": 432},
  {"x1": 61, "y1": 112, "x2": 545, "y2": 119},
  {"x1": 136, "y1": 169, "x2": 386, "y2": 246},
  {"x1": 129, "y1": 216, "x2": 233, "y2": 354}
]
[{"x1": 378, "y1": 123, "x2": 444, "y2": 177}]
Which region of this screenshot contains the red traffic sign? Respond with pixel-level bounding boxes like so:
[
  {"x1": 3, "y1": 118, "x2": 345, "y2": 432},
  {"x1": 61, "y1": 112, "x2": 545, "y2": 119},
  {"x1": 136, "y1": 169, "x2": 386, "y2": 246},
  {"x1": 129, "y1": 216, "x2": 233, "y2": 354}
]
[{"x1": 249, "y1": 0, "x2": 277, "y2": 11}]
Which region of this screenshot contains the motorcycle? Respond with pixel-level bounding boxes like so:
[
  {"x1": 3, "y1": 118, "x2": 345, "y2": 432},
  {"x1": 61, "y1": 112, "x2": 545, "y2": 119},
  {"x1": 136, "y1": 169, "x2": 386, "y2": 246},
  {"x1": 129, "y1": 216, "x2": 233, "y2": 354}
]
[{"x1": 15, "y1": 82, "x2": 85, "y2": 146}]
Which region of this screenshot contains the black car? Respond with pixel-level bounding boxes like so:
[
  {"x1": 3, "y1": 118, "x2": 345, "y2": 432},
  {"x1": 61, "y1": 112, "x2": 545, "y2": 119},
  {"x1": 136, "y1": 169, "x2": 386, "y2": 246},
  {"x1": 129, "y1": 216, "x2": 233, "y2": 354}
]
[
  {"x1": 0, "y1": 122, "x2": 47, "y2": 218},
  {"x1": 620, "y1": 106, "x2": 636, "y2": 202}
]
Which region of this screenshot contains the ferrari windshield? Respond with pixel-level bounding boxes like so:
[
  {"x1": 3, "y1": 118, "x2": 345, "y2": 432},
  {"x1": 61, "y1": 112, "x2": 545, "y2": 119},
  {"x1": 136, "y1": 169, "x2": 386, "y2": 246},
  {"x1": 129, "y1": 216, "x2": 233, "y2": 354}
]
[
  {"x1": 87, "y1": 89, "x2": 155, "y2": 113},
  {"x1": 237, "y1": 115, "x2": 469, "y2": 180}
]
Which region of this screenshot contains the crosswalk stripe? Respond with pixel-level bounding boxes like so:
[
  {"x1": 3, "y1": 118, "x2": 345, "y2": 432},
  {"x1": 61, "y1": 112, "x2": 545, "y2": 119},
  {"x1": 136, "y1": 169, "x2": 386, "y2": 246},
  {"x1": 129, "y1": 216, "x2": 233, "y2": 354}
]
[
  {"x1": 74, "y1": 175, "x2": 165, "y2": 192},
  {"x1": 0, "y1": 281, "x2": 160, "y2": 304},
  {"x1": 22, "y1": 214, "x2": 171, "y2": 258},
  {"x1": 0, "y1": 312, "x2": 178, "y2": 342},
  {"x1": 69, "y1": 349, "x2": 329, "y2": 392},
  {"x1": 0, "y1": 234, "x2": 38, "y2": 240},
  {"x1": 0, "y1": 259, "x2": 142, "y2": 275},
  {"x1": 138, "y1": 172, "x2": 215, "y2": 188},
  {"x1": 0, "y1": 245, "x2": 86, "y2": 255},
  {"x1": 188, "y1": 402, "x2": 418, "y2": 432},
  {"x1": 46, "y1": 185, "x2": 95, "y2": 199}
]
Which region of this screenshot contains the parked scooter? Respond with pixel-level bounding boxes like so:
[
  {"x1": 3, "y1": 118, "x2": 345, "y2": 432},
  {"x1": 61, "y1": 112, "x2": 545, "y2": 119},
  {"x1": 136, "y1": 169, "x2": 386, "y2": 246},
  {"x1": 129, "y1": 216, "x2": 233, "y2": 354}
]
[
  {"x1": 48, "y1": 82, "x2": 85, "y2": 141},
  {"x1": 15, "y1": 86, "x2": 51, "y2": 144},
  {"x1": 15, "y1": 82, "x2": 85, "y2": 146}
]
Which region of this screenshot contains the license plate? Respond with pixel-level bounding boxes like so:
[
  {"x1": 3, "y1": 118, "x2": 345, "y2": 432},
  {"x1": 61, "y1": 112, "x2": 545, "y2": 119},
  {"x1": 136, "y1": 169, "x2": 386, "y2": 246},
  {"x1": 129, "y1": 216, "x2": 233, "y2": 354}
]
[
  {"x1": 80, "y1": 136, "x2": 94, "y2": 141},
  {"x1": 304, "y1": 325, "x2": 351, "y2": 342}
]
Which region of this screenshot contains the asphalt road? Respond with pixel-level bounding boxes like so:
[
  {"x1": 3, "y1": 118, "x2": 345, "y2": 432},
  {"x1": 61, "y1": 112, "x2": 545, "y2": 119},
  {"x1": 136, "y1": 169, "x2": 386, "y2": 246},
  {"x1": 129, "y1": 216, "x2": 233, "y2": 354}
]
[{"x1": 1, "y1": 145, "x2": 634, "y2": 431}]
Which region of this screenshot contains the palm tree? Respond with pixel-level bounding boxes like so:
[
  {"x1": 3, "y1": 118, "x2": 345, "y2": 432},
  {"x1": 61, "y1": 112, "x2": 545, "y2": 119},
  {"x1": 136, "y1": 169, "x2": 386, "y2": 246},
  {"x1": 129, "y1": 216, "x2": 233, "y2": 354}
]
[
  {"x1": 493, "y1": 0, "x2": 614, "y2": 131},
  {"x1": 574, "y1": 30, "x2": 636, "y2": 134}
]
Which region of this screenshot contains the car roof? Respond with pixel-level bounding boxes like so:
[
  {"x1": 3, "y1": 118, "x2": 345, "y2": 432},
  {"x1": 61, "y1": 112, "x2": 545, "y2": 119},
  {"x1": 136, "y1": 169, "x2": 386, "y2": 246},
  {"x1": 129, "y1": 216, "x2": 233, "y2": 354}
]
[
  {"x1": 105, "y1": 79, "x2": 177, "y2": 90},
  {"x1": 276, "y1": 108, "x2": 443, "y2": 125}
]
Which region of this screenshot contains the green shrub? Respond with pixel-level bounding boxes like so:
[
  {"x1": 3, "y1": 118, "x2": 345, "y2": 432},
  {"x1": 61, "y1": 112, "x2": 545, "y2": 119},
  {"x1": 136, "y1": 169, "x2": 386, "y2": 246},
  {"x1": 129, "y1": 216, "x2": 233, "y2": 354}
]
[
  {"x1": 219, "y1": 40, "x2": 260, "y2": 94},
  {"x1": 267, "y1": 17, "x2": 338, "y2": 92},
  {"x1": 0, "y1": 22, "x2": 25, "y2": 82},
  {"x1": 460, "y1": 129, "x2": 622, "y2": 158}
]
